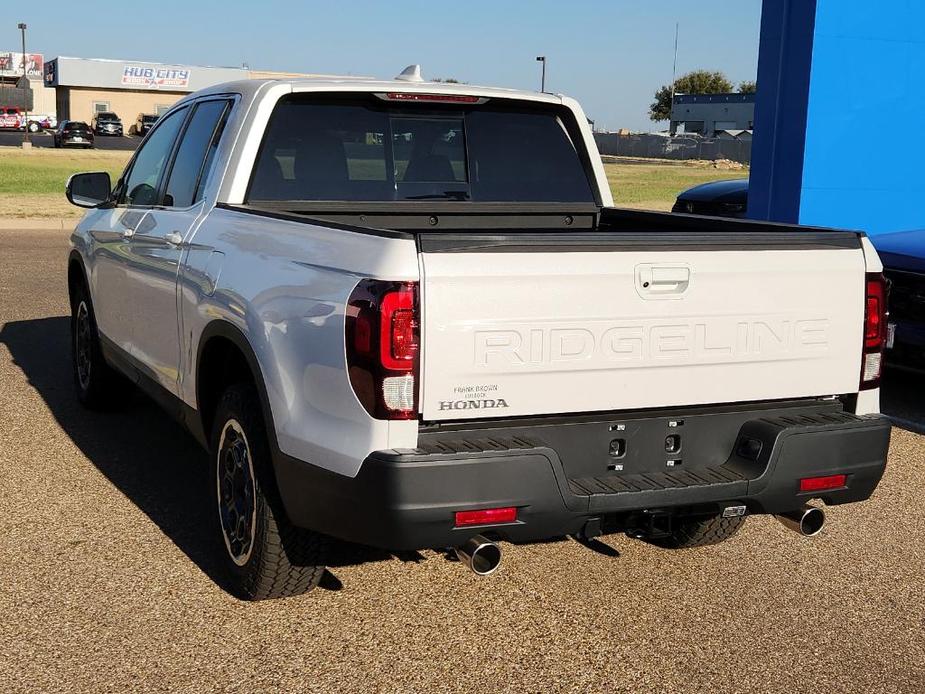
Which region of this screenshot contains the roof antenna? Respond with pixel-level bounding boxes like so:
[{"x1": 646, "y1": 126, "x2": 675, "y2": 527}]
[{"x1": 395, "y1": 64, "x2": 425, "y2": 82}]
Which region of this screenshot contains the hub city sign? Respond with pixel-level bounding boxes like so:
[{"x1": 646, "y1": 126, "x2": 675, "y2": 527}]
[
  {"x1": 121, "y1": 65, "x2": 191, "y2": 89},
  {"x1": 0, "y1": 52, "x2": 44, "y2": 78}
]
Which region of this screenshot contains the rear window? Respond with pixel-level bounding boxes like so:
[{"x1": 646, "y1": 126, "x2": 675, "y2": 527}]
[
  {"x1": 247, "y1": 94, "x2": 595, "y2": 203},
  {"x1": 98, "y1": 113, "x2": 118, "y2": 119},
  {"x1": 64, "y1": 122, "x2": 89, "y2": 132}
]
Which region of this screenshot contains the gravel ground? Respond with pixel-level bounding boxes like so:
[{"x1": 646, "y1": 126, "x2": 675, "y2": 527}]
[{"x1": 1, "y1": 228, "x2": 923, "y2": 693}]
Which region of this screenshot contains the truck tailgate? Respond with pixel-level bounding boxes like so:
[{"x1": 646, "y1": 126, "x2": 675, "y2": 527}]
[{"x1": 419, "y1": 236, "x2": 865, "y2": 421}]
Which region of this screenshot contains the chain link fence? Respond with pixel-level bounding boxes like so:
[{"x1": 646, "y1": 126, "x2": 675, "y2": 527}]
[{"x1": 594, "y1": 133, "x2": 751, "y2": 165}]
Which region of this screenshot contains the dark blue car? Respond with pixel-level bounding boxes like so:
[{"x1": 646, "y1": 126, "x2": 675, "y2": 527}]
[
  {"x1": 873, "y1": 229, "x2": 925, "y2": 371},
  {"x1": 672, "y1": 178, "x2": 749, "y2": 217},
  {"x1": 674, "y1": 179, "x2": 925, "y2": 370}
]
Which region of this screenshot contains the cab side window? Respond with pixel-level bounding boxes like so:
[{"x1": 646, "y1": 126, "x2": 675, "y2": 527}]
[
  {"x1": 163, "y1": 99, "x2": 232, "y2": 208},
  {"x1": 120, "y1": 106, "x2": 188, "y2": 207}
]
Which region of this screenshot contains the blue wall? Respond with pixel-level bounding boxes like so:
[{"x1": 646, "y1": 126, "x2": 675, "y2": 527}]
[
  {"x1": 748, "y1": 0, "x2": 817, "y2": 224},
  {"x1": 750, "y1": 0, "x2": 925, "y2": 236}
]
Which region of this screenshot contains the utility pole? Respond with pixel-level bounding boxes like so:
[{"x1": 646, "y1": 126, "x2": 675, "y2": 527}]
[
  {"x1": 18, "y1": 22, "x2": 29, "y2": 146},
  {"x1": 669, "y1": 22, "x2": 679, "y2": 130},
  {"x1": 536, "y1": 56, "x2": 546, "y2": 92}
]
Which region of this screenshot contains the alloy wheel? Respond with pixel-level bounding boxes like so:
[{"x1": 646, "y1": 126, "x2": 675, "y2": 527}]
[
  {"x1": 217, "y1": 419, "x2": 257, "y2": 566},
  {"x1": 75, "y1": 300, "x2": 92, "y2": 391}
]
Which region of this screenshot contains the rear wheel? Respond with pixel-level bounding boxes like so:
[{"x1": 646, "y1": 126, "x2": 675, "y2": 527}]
[
  {"x1": 646, "y1": 514, "x2": 746, "y2": 549},
  {"x1": 212, "y1": 383, "x2": 327, "y2": 600}
]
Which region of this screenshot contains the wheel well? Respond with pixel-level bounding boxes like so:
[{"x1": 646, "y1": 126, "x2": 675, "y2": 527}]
[
  {"x1": 197, "y1": 335, "x2": 257, "y2": 443},
  {"x1": 67, "y1": 257, "x2": 87, "y2": 305}
]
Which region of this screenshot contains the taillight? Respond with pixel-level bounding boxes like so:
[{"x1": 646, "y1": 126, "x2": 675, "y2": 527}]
[
  {"x1": 860, "y1": 272, "x2": 888, "y2": 389},
  {"x1": 346, "y1": 279, "x2": 419, "y2": 419}
]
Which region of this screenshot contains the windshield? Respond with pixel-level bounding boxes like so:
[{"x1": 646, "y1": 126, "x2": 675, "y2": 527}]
[{"x1": 247, "y1": 94, "x2": 595, "y2": 203}]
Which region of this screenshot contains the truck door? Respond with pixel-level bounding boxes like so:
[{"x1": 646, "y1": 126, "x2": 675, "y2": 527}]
[
  {"x1": 88, "y1": 105, "x2": 189, "y2": 359},
  {"x1": 123, "y1": 98, "x2": 232, "y2": 396}
]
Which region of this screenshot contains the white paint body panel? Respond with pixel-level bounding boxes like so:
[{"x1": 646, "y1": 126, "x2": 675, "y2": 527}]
[
  {"x1": 420, "y1": 248, "x2": 866, "y2": 420},
  {"x1": 179, "y1": 207, "x2": 420, "y2": 477}
]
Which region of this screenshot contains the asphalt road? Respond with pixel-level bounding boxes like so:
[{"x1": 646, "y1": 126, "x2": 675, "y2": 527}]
[
  {"x1": 0, "y1": 129, "x2": 139, "y2": 150},
  {"x1": 0, "y1": 227, "x2": 923, "y2": 693}
]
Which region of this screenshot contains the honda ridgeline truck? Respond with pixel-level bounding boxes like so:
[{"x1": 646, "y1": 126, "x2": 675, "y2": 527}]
[{"x1": 65, "y1": 69, "x2": 891, "y2": 600}]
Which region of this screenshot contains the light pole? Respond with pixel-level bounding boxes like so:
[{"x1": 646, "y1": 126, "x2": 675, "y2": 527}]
[
  {"x1": 536, "y1": 56, "x2": 546, "y2": 93},
  {"x1": 17, "y1": 22, "x2": 29, "y2": 145}
]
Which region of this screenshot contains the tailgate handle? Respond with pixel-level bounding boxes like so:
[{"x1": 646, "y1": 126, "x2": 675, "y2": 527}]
[{"x1": 636, "y1": 264, "x2": 690, "y2": 298}]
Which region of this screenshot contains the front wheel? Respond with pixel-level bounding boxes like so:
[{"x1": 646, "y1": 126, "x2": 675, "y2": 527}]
[
  {"x1": 70, "y1": 282, "x2": 128, "y2": 408},
  {"x1": 212, "y1": 383, "x2": 327, "y2": 600},
  {"x1": 645, "y1": 514, "x2": 746, "y2": 549},
  {"x1": 27, "y1": 121, "x2": 40, "y2": 133}
]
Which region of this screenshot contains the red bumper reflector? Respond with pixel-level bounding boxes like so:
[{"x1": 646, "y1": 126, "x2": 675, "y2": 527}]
[
  {"x1": 454, "y1": 507, "x2": 517, "y2": 527},
  {"x1": 800, "y1": 474, "x2": 847, "y2": 492}
]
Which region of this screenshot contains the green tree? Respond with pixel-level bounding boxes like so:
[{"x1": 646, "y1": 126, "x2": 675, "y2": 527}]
[
  {"x1": 738, "y1": 80, "x2": 757, "y2": 94},
  {"x1": 649, "y1": 70, "x2": 734, "y2": 122}
]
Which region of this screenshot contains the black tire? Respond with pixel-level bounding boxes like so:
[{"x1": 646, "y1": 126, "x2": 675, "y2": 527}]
[
  {"x1": 212, "y1": 383, "x2": 327, "y2": 600},
  {"x1": 70, "y1": 281, "x2": 128, "y2": 409},
  {"x1": 646, "y1": 514, "x2": 746, "y2": 549}
]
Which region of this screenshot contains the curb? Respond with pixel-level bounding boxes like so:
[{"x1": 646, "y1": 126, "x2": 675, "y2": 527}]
[{"x1": 0, "y1": 218, "x2": 76, "y2": 231}]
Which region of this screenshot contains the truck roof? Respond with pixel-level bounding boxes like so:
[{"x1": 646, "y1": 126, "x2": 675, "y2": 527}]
[{"x1": 187, "y1": 75, "x2": 566, "y2": 107}]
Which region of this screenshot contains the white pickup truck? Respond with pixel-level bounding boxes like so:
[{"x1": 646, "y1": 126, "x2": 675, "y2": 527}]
[{"x1": 65, "y1": 69, "x2": 891, "y2": 600}]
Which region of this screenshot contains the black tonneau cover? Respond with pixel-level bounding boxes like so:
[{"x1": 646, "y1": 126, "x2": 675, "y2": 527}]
[{"x1": 218, "y1": 202, "x2": 862, "y2": 252}]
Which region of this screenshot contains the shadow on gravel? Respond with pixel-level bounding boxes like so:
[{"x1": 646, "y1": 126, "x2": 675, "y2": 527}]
[{"x1": 0, "y1": 316, "x2": 404, "y2": 596}]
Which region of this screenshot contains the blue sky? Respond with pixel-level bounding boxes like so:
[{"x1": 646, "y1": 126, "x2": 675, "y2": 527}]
[{"x1": 22, "y1": 0, "x2": 762, "y2": 131}]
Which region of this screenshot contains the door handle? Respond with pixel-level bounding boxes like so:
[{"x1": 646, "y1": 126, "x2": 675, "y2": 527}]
[
  {"x1": 636, "y1": 263, "x2": 691, "y2": 299},
  {"x1": 649, "y1": 267, "x2": 690, "y2": 287},
  {"x1": 165, "y1": 231, "x2": 185, "y2": 247}
]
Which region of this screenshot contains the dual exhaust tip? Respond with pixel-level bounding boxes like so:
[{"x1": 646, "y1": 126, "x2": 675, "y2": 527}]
[
  {"x1": 456, "y1": 507, "x2": 824, "y2": 575},
  {"x1": 776, "y1": 504, "x2": 826, "y2": 537}
]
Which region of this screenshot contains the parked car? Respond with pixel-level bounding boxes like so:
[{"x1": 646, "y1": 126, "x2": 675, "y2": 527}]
[
  {"x1": 0, "y1": 106, "x2": 23, "y2": 129},
  {"x1": 91, "y1": 111, "x2": 123, "y2": 136},
  {"x1": 672, "y1": 178, "x2": 749, "y2": 217},
  {"x1": 63, "y1": 72, "x2": 890, "y2": 600},
  {"x1": 872, "y1": 229, "x2": 925, "y2": 372},
  {"x1": 54, "y1": 121, "x2": 94, "y2": 148},
  {"x1": 134, "y1": 112, "x2": 159, "y2": 136},
  {"x1": 22, "y1": 113, "x2": 56, "y2": 132}
]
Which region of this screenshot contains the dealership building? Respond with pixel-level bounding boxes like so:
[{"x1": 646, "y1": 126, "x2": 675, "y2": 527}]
[{"x1": 43, "y1": 56, "x2": 248, "y2": 127}]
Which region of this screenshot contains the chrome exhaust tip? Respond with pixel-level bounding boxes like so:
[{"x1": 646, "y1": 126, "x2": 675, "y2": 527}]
[
  {"x1": 776, "y1": 505, "x2": 826, "y2": 537},
  {"x1": 455, "y1": 535, "x2": 502, "y2": 576}
]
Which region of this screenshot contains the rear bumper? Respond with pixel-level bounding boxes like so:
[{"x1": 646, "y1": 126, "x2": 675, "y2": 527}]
[{"x1": 275, "y1": 403, "x2": 890, "y2": 550}]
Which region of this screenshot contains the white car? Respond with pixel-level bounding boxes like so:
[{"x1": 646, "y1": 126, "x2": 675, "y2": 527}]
[{"x1": 63, "y1": 68, "x2": 891, "y2": 600}]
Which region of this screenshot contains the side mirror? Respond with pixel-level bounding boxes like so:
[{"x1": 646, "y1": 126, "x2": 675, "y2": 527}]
[{"x1": 66, "y1": 171, "x2": 112, "y2": 208}]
